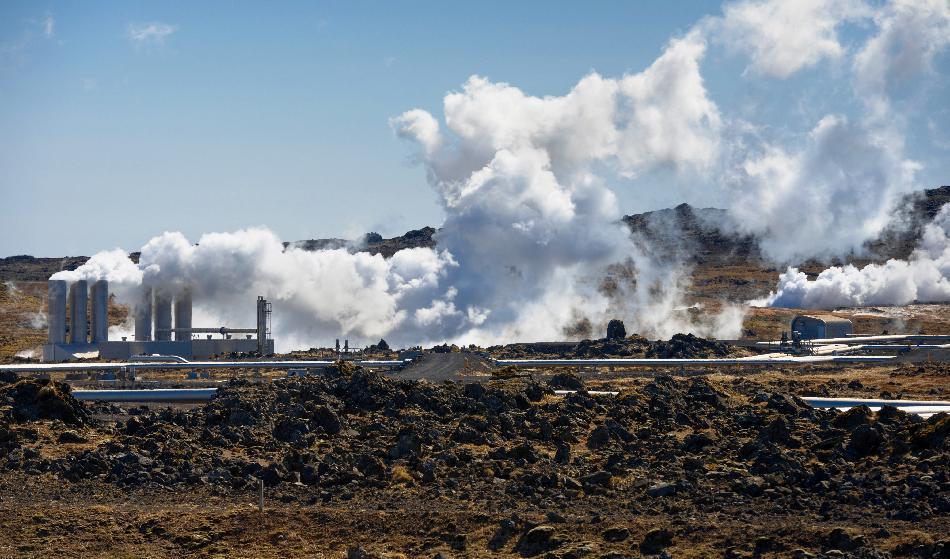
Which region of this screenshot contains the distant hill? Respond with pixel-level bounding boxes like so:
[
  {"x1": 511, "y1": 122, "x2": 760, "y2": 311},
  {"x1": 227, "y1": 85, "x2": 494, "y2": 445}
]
[
  {"x1": 866, "y1": 185, "x2": 950, "y2": 260},
  {"x1": 622, "y1": 203, "x2": 763, "y2": 266},
  {"x1": 285, "y1": 226, "x2": 436, "y2": 258},
  {"x1": 1, "y1": 187, "x2": 945, "y2": 282},
  {"x1": 623, "y1": 185, "x2": 950, "y2": 266},
  {"x1": 0, "y1": 255, "x2": 89, "y2": 283}
]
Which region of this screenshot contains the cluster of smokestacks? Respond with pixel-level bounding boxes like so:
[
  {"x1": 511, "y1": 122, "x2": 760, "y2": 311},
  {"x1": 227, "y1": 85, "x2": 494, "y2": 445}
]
[
  {"x1": 133, "y1": 288, "x2": 192, "y2": 342},
  {"x1": 47, "y1": 279, "x2": 108, "y2": 345}
]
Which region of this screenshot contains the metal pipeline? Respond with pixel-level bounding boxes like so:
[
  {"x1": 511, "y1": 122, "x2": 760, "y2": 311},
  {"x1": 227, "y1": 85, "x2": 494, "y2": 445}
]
[
  {"x1": 760, "y1": 334, "x2": 950, "y2": 346},
  {"x1": 492, "y1": 355, "x2": 895, "y2": 367},
  {"x1": 130, "y1": 355, "x2": 192, "y2": 363},
  {"x1": 801, "y1": 396, "x2": 950, "y2": 408},
  {"x1": 73, "y1": 388, "x2": 218, "y2": 402},
  {"x1": 5, "y1": 354, "x2": 899, "y2": 375},
  {"x1": 802, "y1": 396, "x2": 950, "y2": 419},
  {"x1": 0, "y1": 359, "x2": 411, "y2": 374},
  {"x1": 546, "y1": 392, "x2": 948, "y2": 418}
]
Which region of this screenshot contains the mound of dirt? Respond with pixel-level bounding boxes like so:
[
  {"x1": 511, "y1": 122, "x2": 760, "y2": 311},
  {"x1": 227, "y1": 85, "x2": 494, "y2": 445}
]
[{"x1": 0, "y1": 379, "x2": 90, "y2": 426}]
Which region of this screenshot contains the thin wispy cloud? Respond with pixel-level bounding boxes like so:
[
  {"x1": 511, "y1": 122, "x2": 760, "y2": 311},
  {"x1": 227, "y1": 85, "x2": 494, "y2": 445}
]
[
  {"x1": 127, "y1": 22, "x2": 178, "y2": 47},
  {"x1": 42, "y1": 12, "x2": 55, "y2": 38}
]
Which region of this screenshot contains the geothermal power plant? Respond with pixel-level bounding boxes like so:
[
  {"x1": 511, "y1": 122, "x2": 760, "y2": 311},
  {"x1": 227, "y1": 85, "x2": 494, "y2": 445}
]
[{"x1": 42, "y1": 279, "x2": 274, "y2": 362}]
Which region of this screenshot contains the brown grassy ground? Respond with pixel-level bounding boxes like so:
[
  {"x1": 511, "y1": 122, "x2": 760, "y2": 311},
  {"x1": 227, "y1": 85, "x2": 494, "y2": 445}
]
[
  {"x1": 0, "y1": 281, "x2": 49, "y2": 359},
  {"x1": 2, "y1": 476, "x2": 945, "y2": 559},
  {"x1": 583, "y1": 362, "x2": 949, "y2": 400}
]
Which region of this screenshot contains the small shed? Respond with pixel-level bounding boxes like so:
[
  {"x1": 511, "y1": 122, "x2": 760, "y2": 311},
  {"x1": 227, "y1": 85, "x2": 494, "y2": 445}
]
[{"x1": 791, "y1": 314, "x2": 853, "y2": 340}]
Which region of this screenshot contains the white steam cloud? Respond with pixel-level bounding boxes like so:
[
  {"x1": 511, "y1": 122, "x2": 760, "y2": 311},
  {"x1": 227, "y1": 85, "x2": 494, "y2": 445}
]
[
  {"x1": 853, "y1": 0, "x2": 950, "y2": 115},
  {"x1": 389, "y1": 31, "x2": 741, "y2": 344},
  {"x1": 51, "y1": 31, "x2": 742, "y2": 348},
  {"x1": 725, "y1": 115, "x2": 920, "y2": 263},
  {"x1": 743, "y1": 0, "x2": 950, "y2": 306},
  {"x1": 767, "y1": 204, "x2": 950, "y2": 308},
  {"x1": 712, "y1": 0, "x2": 869, "y2": 78}
]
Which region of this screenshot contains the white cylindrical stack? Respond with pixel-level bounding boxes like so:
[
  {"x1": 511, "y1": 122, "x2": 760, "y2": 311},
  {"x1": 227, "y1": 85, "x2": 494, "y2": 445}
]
[
  {"x1": 174, "y1": 289, "x2": 192, "y2": 341},
  {"x1": 47, "y1": 280, "x2": 67, "y2": 344},
  {"x1": 90, "y1": 280, "x2": 109, "y2": 343},
  {"x1": 154, "y1": 292, "x2": 173, "y2": 341},
  {"x1": 134, "y1": 287, "x2": 153, "y2": 341},
  {"x1": 68, "y1": 280, "x2": 88, "y2": 344}
]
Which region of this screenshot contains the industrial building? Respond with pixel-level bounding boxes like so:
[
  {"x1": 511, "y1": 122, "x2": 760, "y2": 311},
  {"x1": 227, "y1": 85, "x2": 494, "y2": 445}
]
[
  {"x1": 790, "y1": 314, "x2": 853, "y2": 340},
  {"x1": 42, "y1": 279, "x2": 274, "y2": 362}
]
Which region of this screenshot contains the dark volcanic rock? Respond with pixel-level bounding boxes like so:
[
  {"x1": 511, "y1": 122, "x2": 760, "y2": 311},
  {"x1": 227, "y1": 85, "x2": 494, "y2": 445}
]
[
  {"x1": 0, "y1": 359, "x2": 944, "y2": 552},
  {"x1": 847, "y1": 424, "x2": 883, "y2": 456},
  {"x1": 646, "y1": 333, "x2": 732, "y2": 359},
  {"x1": 1, "y1": 379, "x2": 89, "y2": 426},
  {"x1": 605, "y1": 319, "x2": 626, "y2": 340},
  {"x1": 640, "y1": 528, "x2": 674, "y2": 554},
  {"x1": 516, "y1": 525, "x2": 562, "y2": 556},
  {"x1": 548, "y1": 373, "x2": 585, "y2": 391},
  {"x1": 602, "y1": 526, "x2": 630, "y2": 542}
]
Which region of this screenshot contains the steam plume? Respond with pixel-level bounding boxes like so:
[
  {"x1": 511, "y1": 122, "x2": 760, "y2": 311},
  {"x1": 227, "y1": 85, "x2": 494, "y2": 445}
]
[
  {"x1": 52, "y1": 31, "x2": 741, "y2": 348},
  {"x1": 766, "y1": 204, "x2": 950, "y2": 308}
]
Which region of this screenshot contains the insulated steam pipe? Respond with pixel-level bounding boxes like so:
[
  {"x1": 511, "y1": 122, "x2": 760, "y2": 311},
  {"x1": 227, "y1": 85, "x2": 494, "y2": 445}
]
[
  {"x1": 492, "y1": 355, "x2": 895, "y2": 367},
  {"x1": 801, "y1": 396, "x2": 950, "y2": 408},
  {"x1": 0, "y1": 359, "x2": 411, "y2": 374},
  {"x1": 759, "y1": 334, "x2": 950, "y2": 346},
  {"x1": 802, "y1": 397, "x2": 950, "y2": 419},
  {"x1": 130, "y1": 354, "x2": 192, "y2": 363},
  {"x1": 72, "y1": 388, "x2": 218, "y2": 402}
]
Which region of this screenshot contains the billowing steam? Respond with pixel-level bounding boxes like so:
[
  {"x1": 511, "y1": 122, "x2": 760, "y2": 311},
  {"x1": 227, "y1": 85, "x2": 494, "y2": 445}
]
[
  {"x1": 52, "y1": 34, "x2": 741, "y2": 348},
  {"x1": 766, "y1": 204, "x2": 950, "y2": 308},
  {"x1": 725, "y1": 116, "x2": 920, "y2": 263},
  {"x1": 50, "y1": 30, "x2": 742, "y2": 349},
  {"x1": 388, "y1": 30, "x2": 739, "y2": 345},
  {"x1": 50, "y1": 0, "x2": 950, "y2": 347},
  {"x1": 738, "y1": 0, "x2": 950, "y2": 309}
]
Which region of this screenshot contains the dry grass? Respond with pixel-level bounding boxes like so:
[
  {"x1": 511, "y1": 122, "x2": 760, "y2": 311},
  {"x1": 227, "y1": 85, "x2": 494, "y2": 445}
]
[
  {"x1": 0, "y1": 281, "x2": 48, "y2": 359},
  {"x1": 390, "y1": 465, "x2": 413, "y2": 485}
]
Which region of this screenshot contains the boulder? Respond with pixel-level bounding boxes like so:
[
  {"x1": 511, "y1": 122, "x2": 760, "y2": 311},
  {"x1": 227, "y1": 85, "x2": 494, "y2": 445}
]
[
  {"x1": 640, "y1": 528, "x2": 674, "y2": 554},
  {"x1": 606, "y1": 319, "x2": 626, "y2": 340}
]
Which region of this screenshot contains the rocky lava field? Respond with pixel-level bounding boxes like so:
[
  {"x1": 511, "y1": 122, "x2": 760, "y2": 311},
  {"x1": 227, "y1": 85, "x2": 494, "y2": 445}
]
[{"x1": 0, "y1": 362, "x2": 947, "y2": 558}]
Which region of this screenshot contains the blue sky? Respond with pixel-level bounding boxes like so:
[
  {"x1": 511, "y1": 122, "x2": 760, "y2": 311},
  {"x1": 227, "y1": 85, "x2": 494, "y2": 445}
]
[{"x1": 1, "y1": 0, "x2": 948, "y2": 257}]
